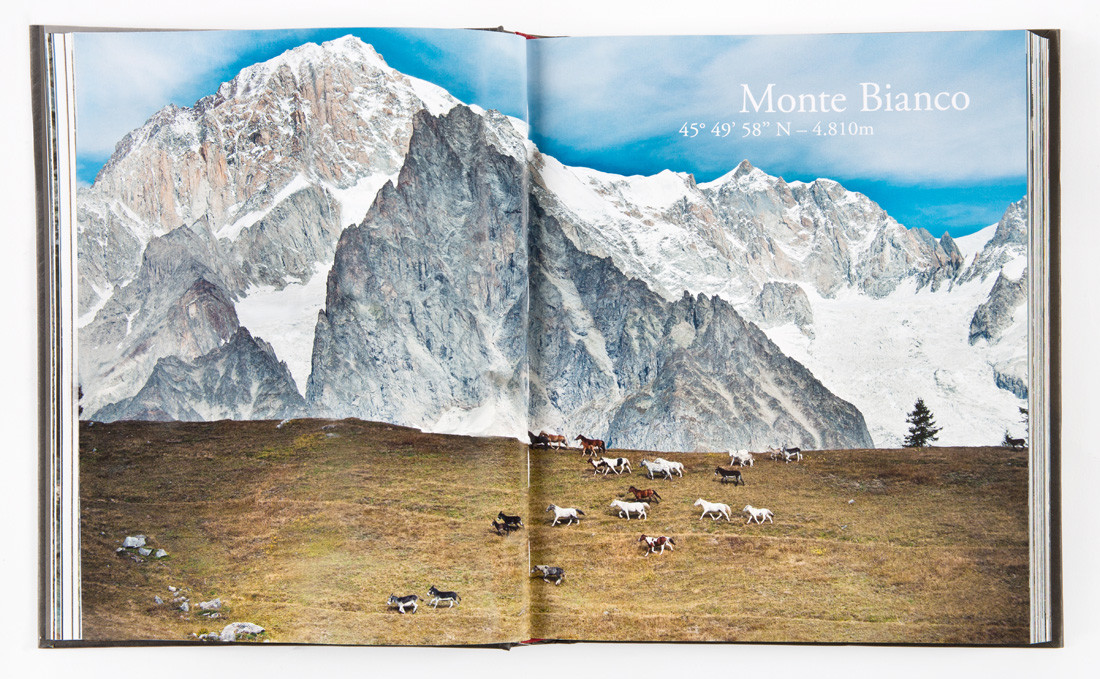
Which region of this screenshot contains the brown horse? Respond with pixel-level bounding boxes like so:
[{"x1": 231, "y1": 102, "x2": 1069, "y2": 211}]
[
  {"x1": 575, "y1": 435, "x2": 605, "y2": 456},
  {"x1": 626, "y1": 486, "x2": 662, "y2": 504},
  {"x1": 540, "y1": 431, "x2": 567, "y2": 449}
]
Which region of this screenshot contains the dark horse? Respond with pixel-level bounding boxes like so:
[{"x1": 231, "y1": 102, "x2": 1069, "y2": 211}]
[
  {"x1": 497, "y1": 511, "x2": 523, "y2": 529},
  {"x1": 713, "y1": 466, "x2": 745, "y2": 485},
  {"x1": 528, "y1": 431, "x2": 551, "y2": 447},
  {"x1": 626, "y1": 486, "x2": 662, "y2": 503}
]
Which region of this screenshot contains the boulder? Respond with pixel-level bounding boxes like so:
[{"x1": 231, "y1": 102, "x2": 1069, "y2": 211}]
[{"x1": 220, "y1": 622, "x2": 265, "y2": 642}]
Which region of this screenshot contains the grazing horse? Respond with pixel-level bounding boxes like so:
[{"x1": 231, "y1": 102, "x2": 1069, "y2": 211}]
[
  {"x1": 639, "y1": 534, "x2": 676, "y2": 556},
  {"x1": 427, "y1": 586, "x2": 460, "y2": 608},
  {"x1": 546, "y1": 504, "x2": 585, "y2": 526},
  {"x1": 742, "y1": 504, "x2": 774, "y2": 524},
  {"x1": 387, "y1": 594, "x2": 420, "y2": 614},
  {"x1": 713, "y1": 466, "x2": 745, "y2": 485},
  {"x1": 531, "y1": 565, "x2": 565, "y2": 585},
  {"x1": 497, "y1": 511, "x2": 523, "y2": 530},
  {"x1": 694, "y1": 498, "x2": 733, "y2": 521},
  {"x1": 528, "y1": 431, "x2": 551, "y2": 448},
  {"x1": 609, "y1": 499, "x2": 649, "y2": 520},
  {"x1": 626, "y1": 486, "x2": 662, "y2": 503},
  {"x1": 575, "y1": 435, "x2": 606, "y2": 456}
]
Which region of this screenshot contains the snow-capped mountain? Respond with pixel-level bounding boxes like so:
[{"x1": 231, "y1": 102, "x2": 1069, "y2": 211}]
[
  {"x1": 532, "y1": 154, "x2": 964, "y2": 307},
  {"x1": 77, "y1": 35, "x2": 1027, "y2": 451},
  {"x1": 78, "y1": 36, "x2": 469, "y2": 417},
  {"x1": 529, "y1": 195, "x2": 872, "y2": 451},
  {"x1": 532, "y1": 155, "x2": 1028, "y2": 447}
]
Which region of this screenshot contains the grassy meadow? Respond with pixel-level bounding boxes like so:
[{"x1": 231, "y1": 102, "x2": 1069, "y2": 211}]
[
  {"x1": 528, "y1": 446, "x2": 1029, "y2": 644},
  {"x1": 80, "y1": 419, "x2": 1029, "y2": 645},
  {"x1": 80, "y1": 419, "x2": 530, "y2": 645}
]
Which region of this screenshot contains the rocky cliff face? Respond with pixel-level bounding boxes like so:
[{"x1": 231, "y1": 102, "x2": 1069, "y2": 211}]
[
  {"x1": 78, "y1": 36, "x2": 468, "y2": 421},
  {"x1": 528, "y1": 196, "x2": 872, "y2": 452},
  {"x1": 959, "y1": 198, "x2": 1028, "y2": 284},
  {"x1": 305, "y1": 105, "x2": 529, "y2": 436},
  {"x1": 94, "y1": 327, "x2": 306, "y2": 422},
  {"x1": 753, "y1": 281, "x2": 814, "y2": 338},
  {"x1": 80, "y1": 224, "x2": 244, "y2": 416},
  {"x1": 970, "y1": 270, "x2": 1028, "y2": 345}
]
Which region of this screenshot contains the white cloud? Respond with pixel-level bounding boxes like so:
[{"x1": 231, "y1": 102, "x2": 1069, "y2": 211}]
[
  {"x1": 74, "y1": 31, "x2": 255, "y2": 158},
  {"x1": 529, "y1": 32, "x2": 1027, "y2": 185}
]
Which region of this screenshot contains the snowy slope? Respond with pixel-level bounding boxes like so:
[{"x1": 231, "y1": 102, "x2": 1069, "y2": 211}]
[
  {"x1": 762, "y1": 275, "x2": 1021, "y2": 447},
  {"x1": 534, "y1": 154, "x2": 1027, "y2": 448}
]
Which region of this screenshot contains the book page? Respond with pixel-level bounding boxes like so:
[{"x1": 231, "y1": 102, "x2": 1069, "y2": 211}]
[
  {"x1": 64, "y1": 26, "x2": 532, "y2": 645},
  {"x1": 524, "y1": 31, "x2": 1035, "y2": 644}
]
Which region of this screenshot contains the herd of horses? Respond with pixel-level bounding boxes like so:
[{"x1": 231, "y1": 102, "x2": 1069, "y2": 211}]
[
  {"x1": 386, "y1": 585, "x2": 462, "y2": 614},
  {"x1": 516, "y1": 434, "x2": 805, "y2": 587},
  {"x1": 391, "y1": 434, "x2": 801, "y2": 610}
]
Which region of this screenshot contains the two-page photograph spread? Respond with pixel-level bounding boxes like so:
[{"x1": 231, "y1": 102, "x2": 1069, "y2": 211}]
[{"x1": 36, "y1": 26, "x2": 1056, "y2": 647}]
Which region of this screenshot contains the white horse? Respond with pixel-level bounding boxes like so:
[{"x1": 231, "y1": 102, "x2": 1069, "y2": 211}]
[
  {"x1": 729, "y1": 450, "x2": 754, "y2": 467},
  {"x1": 640, "y1": 459, "x2": 672, "y2": 479},
  {"x1": 694, "y1": 498, "x2": 732, "y2": 521},
  {"x1": 742, "y1": 504, "x2": 774, "y2": 524},
  {"x1": 546, "y1": 504, "x2": 585, "y2": 526},
  {"x1": 653, "y1": 458, "x2": 684, "y2": 477},
  {"x1": 609, "y1": 499, "x2": 649, "y2": 520}
]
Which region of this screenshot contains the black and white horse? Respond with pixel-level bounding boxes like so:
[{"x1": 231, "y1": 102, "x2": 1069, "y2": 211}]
[
  {"x1": 427, "y1": 586, "x2": 461, "y2": 608},
  {"x1": 387, "y1": 594, "x2": 420, "y2": 614},
  {"x1": 531, "y1": 565, "x2": 565, "y2": 585}
]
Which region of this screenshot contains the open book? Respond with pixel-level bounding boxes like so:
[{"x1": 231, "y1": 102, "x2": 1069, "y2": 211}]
[{"x1": 36, "y1": 26, "x2": 1058, "y2": 647}]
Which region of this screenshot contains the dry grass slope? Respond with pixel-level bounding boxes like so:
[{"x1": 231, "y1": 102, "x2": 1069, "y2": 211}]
[
  {"x1": 527, "y1": 446, "x2": 1029, "y2": 644},
  {"x1": 81, "y1": 420, "x2": 1028, "y2": 646},
  {"x1": 80, "y1": 419, "x2": 529, "y2": 645}
]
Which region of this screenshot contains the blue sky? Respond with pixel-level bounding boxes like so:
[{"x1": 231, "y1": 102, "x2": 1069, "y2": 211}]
[
  {"x1": 528, "y1": 32, "x2": 1028, "y2": 237},
  {"x1": 75, "y1": 29, "x2": 1027, "y2": 237}
]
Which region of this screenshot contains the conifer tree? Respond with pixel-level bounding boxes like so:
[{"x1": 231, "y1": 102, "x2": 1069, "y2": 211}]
[{"x1": 903, "y1": 398, "x2": 941, "y2": 447}]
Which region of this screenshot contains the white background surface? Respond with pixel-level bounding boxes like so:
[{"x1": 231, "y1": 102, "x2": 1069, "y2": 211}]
[{"x1": 2, "y1": 1, "x2": 1096, "y2": 677}]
